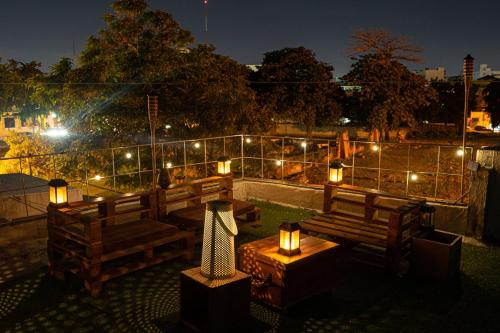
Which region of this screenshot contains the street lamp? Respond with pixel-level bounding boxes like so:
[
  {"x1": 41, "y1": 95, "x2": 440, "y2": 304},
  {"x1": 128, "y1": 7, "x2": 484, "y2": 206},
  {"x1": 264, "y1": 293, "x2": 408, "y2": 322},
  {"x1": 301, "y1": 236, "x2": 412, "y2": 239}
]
[{"x1": 461, "y1": 54, "x2": 474, "y2": 200}]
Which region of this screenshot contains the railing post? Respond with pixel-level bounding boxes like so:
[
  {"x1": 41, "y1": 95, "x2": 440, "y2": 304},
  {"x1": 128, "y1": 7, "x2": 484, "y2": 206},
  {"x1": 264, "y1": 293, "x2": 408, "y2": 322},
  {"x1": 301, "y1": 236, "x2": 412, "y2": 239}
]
[
  {"x1": 327, "y1": 140, "x2": 330, "y2": 183},
  {"x1": 183, "y1": 141, "x2": 187, "y2": 173},
  {"x1": 352, "y1": 141, "x2": 356, "y2": 185},
  {"x1": 240, "y1": 135, "x2": 245, "y2": 180},
  {"x1": 405, "y1": 144, "x2": 411, "y2": 195},
  {"x1": 204, "y1": 139, "x2": 208, "y2": 178},
  {"x1": 260, "y1": 136, "x2": 264, "y2": 178},
  {"x1": 111, "y1": 148, "x2": 116, "y2": 191},
  {"x1": 19, "y1": 158, "x2": 29, "y2": 217},
  {"x1": 281, "y1": 137, "x2": 285, "y2": 184},
  {"x1": 137, "y1": 146, "x2": 142, "y2": 188},
  {"x1": 377, "y1": 141, "x2": 382, "y2": 190},
  {"x1": 434, "y1": 146, "x2": 441, "y2": 198},
  {"x1": 85, "y1": 152, "x2": 90, "y2": 196}
]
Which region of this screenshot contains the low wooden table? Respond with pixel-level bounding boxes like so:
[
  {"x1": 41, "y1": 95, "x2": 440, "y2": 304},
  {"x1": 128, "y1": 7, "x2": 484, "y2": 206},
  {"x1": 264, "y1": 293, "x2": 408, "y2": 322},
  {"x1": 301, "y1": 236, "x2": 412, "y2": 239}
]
[
  {"x1": 237, "y1": 235, "x2": 340, "y2": 309},
  {"x1": 180, "y1": 267, "x2": 251, "y2": 333}
]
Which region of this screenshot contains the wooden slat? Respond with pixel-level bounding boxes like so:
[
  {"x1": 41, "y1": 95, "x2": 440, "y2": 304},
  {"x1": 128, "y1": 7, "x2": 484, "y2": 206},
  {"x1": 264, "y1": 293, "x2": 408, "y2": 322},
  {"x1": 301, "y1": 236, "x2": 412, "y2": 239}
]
[
  {"x1": 301, "y1": 221, "x2": 387, "y2": 247},
  {"x1": 322, "y1": 210, "x2": 389, "y2": 226},
  {"x1": 308, "y1": 215, "x2": 388, "y2": 236},
  {"x1": 303, "y1": 218, "x2": 387, "y2": 241}
]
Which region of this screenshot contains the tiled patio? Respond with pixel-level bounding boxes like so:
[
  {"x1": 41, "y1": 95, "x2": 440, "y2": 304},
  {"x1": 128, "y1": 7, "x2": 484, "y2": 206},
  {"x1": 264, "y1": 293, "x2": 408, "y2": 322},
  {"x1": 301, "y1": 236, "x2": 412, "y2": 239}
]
[{"x1": 1, "y1": 201, "x2": 499, "y2": 333}]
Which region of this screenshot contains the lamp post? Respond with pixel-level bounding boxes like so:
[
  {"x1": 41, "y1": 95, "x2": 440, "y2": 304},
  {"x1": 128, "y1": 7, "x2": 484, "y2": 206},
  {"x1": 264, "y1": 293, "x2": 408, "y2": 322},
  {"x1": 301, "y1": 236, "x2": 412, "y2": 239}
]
[{"x1": 461, "y1": 54, "x2": 474, "y2": 200}]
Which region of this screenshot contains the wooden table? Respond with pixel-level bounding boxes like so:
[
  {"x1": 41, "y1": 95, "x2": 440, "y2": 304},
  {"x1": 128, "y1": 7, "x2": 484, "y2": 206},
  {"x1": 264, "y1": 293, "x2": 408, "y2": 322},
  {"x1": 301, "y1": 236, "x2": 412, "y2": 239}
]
[
  {"x1": 180, "y1": 267, "x2": 251, "y2": 333},
  {"x1": 237, "y1": 235, "x2": 340, "y2": 309}
]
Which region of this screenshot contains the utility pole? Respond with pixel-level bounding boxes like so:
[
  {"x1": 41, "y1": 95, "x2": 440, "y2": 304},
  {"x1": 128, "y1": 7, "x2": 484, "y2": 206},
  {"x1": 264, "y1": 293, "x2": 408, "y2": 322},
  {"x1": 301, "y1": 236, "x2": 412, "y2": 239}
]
[
  {"x1": 461, "y1": 54, "x2": 474, "y2": 201},
  {"x1": 148, "y1": 95, "x2": 159, "y2": 190}
]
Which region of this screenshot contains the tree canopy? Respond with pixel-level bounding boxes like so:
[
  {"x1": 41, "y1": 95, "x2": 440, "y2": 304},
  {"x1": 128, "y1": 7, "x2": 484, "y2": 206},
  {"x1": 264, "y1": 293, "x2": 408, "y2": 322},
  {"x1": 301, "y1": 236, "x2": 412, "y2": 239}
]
[
  {"x1": 484, "y1": 80, "x2": 500, "y2": 128},
  {"x1": 251, "y1": 47, "x2": 344, "y2": 136},
  {"x1": 343, "y1": 30, "x2": 436, "y2": 132}
]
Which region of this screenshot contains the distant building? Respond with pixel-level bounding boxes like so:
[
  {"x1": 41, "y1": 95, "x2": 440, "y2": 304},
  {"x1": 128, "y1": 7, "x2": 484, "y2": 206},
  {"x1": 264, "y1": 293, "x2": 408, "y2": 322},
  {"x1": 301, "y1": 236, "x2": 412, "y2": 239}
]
[
  {"x1": 0, "y1": 111, "x2": 59, "y2": 139},
  {"x1": 418, "y1": 67, "x2": 446, "y2": 82},
  {"x1": 246, "y1": 64, "x2": 261, "y2": 72},
  {"x1": 478, "y1": 64, "x2": 500, "y2": 79}
]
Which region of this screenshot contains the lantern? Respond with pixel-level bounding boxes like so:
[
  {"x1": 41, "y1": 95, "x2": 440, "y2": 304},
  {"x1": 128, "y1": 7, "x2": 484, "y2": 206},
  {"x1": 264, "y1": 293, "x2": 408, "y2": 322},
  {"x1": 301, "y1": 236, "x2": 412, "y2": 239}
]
[
  {"x1": 217, "y1": 156, "x2": 231, "y2": 175},
  {"x1": 278, "y1": 220, "x2": 301, "y2": 256},
  {"x1": 201, "y1": 200, "x2": 238, "y2": 279},
  {"x1": 329, "y1": 160, "x2": 343, "y2": 184},
  {"x1": 421, "y1": 204, "x2": 436, "y2": 229},
  {"x1": 48, "y1": 179, "x2": 68, "y2": 206}
]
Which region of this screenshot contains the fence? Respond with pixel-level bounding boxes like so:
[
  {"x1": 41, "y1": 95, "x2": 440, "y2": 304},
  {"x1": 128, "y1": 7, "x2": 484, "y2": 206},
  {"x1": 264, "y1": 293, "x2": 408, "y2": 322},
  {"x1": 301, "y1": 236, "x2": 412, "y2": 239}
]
[{"x1": 0, "y1": 134, "x2": 473, "y2": 218}]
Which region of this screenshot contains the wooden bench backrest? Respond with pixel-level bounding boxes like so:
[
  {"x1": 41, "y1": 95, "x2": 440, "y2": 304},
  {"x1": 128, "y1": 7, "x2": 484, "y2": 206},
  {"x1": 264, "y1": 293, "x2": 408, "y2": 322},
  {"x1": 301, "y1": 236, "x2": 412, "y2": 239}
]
[
  {"x1": 323, "y1": 183, "x2": 424, "y2": 249},
  {"x1": 156, "y1": 176, "x2": 233, "y2": 219}
]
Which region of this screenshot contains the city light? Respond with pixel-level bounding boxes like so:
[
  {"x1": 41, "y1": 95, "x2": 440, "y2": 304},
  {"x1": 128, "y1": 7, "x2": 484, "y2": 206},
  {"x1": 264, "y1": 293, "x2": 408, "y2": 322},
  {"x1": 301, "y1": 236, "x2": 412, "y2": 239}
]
[
  {"x1": 456, "y1": 149, "x2": 464, "y2": 157},
  {"x1": 276, "y1": 160, "x2": 282, "y2": 166},
  {"x1": 245, "y1": 138, "x2": 252, "y2": 143},
  {"x1": 94, "y1": 175, "x2": 102, "y2": 181},
  {"x1": 410, "y1": 173, "x2": 418, "y2": 181},
  {"x1": 194, "y1": 142, "x2": 201, "y2": 149},
  {"x1": 166, "y1": 162, "x2": 173, "y2": 168},
  {"x1": 42, "y1": 127, "x2": 68, "y2": 138},
  {"x1": 165, "y1": 124, "x2": 172, "y2": 129},
  {"x1": 125, "y1": 152, "x2": 132, "y2": 159},
  {"x1": 372, "y1": 144, "x2": 379, "y2": 152},
  {"x1": 301, "y1": 142, "x2": 307, "y2": 148}
]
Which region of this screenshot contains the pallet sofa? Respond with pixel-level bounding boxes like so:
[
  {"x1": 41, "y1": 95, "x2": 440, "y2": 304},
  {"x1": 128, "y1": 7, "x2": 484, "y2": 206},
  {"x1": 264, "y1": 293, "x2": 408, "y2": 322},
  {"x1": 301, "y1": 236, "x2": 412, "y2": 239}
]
[
  {"x1": 302, "y1": 184, "x2": 425, "y2": 273},
  {"x1": 47, "y1": 191, "x2": 195, "y2": 296},
  {"x1": 156, "y1": 176, "x2": 261, "y2": 243}
]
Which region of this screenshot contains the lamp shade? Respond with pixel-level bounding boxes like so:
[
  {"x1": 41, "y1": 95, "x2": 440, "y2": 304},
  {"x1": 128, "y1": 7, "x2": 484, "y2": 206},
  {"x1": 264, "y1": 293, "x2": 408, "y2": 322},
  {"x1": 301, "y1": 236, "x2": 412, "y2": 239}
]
[
  {"x1": 278, "y1": 220, "x2": 301, "y2": 256},
  {"x1": 48, "y1": 179, "x2": 68, "y2": 206},
  {"x1": 329, "y1": 160, "x2": 343, "y2": 184},
  {"x1": 217, "y1": 156, "x2": 231, "y2": 175},
  {"x1": 201, "y1": 200, "x2": 238, "y2": 279}
]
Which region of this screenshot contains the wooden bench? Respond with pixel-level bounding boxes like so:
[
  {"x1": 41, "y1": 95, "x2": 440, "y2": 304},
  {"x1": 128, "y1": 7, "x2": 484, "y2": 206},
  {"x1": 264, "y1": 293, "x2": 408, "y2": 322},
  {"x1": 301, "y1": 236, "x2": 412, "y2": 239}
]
[
  {"x1": 156, "y1": 176, "x2": 261, "y2": 243},
  {"x1": 302, "y1": 184, "x2": 425, "y2": 272},
  {"x1": 47, "y1": 192, "x2": 195, "y2": 296}
]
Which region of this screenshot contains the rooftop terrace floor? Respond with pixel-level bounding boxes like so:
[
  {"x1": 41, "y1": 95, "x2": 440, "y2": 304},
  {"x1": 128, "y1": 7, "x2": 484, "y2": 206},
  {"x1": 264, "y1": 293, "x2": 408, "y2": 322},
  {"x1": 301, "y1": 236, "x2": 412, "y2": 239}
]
[{"x1": 1, "y1": 201, "x2": 499, "y2": 333}]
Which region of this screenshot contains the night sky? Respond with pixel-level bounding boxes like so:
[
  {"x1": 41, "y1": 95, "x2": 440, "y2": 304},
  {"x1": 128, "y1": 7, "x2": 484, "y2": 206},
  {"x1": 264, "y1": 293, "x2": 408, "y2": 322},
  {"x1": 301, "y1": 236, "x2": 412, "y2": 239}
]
[{"x1": 1, "y1": 0, "x2": 499, "y2": 76}]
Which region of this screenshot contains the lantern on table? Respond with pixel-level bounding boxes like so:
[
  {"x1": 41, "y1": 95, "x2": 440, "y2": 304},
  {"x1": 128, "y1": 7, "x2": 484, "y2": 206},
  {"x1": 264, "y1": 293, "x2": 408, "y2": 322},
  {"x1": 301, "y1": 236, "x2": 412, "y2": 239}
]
[
  {"x1": 48, "y1": 179, "x2": 69, "y2": 206},
  {"x1": 328, "y1": 160, "x2": 343, "y2": 185},
  {"x1": 201, "y1": 200, "x2": 238, "y2": 279},
  {"x1": 217, "y1": 156, "x2": 231, "y2": 176},
  {"x1": 278, "y1": 220, "x2": 301, "y2": 256}
]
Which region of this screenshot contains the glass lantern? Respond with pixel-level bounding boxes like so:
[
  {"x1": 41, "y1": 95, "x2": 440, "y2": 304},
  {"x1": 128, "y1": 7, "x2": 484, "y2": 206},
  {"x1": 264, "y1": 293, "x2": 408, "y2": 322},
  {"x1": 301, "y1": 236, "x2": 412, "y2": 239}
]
[
  {"x1": 48, "y1": 179, "x2": 69, "y2": 206},
  {"x1": 328, "y1": 160, "x2": 343, "y2": 185},
  {"x1": 278, "y1": 220, "x2": 301, "y2": 256},
  {"x1": 217, "y1": 156, "x2": 231, "y2": 175}
]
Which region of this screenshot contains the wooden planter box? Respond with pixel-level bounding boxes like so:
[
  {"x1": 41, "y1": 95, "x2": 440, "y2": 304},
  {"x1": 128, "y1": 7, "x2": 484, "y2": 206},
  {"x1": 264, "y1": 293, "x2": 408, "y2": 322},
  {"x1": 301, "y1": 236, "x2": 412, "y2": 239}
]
[{"x1": 412, "y1": 230, "x2": 462, "y2": 281}]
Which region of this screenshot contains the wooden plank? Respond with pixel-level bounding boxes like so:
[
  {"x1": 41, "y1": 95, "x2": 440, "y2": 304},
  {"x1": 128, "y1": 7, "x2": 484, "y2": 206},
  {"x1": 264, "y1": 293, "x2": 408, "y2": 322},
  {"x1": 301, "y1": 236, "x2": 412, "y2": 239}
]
[
  {"x1": 308, "y1": 215, "x2": 388, "y2": 236},
  {"x1": 301, "y1": 221, "x2": 387, "y2": 247},
  {"x1": 321, "y1": 211, "x2": 389, "y2": 227},
  {"x1": 303, "y1": 218, "x2": 387, "y2": 241}
]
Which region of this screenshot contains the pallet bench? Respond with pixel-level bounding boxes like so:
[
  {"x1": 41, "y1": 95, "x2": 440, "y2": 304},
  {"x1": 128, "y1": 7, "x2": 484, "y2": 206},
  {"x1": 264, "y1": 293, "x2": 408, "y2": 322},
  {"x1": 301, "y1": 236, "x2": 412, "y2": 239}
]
[
  {"x1": 302, "y1": 184, "x2": 425, "y2": 272},
  {"x1": 157, "y1": 176, "x2": 261, "y2": 243},
  {"x1": 47, "y1": 191, "x2": 194, "y2": 295}
]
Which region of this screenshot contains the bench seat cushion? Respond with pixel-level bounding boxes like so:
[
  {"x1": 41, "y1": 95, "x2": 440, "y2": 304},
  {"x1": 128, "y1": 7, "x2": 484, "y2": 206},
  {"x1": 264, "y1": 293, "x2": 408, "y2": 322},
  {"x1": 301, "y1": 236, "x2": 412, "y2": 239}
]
[
  {"x1": 166, "y1": 199, "x2": 255, "y2": 230},
  {"x1": 102, "y1": 219, "x2": 178, "y2": 254}
]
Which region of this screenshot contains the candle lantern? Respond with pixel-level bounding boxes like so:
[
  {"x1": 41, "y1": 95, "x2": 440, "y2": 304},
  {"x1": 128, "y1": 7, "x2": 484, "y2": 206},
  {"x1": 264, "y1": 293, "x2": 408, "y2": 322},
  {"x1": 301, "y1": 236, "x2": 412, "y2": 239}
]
[
  {"x1": 48, "y1": 179, "x2": 69, "y2": 206},
  {"x1": 217, "y1": 156, "x2": 231, "y2": 175},
  {"x1": 421, "y1": 204, "x2": 436, "y2": 229},
  {"x1": 328, "y1": 160, "x2": 343, "y2": 184},
  {"x1": 278, "y1": 220, "x2": 301, "y2": 256},
  {"x1": 201, "y1": 200, "x2": 238, "y2": 279}
]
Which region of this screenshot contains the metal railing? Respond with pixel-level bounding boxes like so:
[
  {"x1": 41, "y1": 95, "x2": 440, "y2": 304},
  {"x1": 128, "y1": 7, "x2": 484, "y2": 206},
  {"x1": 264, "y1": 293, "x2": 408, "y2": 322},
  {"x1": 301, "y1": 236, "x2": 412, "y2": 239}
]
[{"x1": 0, "y1": 134, "x2": 473, "y2": 218}]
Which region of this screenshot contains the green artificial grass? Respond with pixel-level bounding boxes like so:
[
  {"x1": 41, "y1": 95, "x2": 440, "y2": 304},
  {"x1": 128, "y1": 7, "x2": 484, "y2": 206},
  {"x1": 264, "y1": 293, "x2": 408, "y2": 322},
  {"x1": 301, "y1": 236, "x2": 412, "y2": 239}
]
[{"x1": 1, "y1": 201, "x2": 499, "y2": 333}]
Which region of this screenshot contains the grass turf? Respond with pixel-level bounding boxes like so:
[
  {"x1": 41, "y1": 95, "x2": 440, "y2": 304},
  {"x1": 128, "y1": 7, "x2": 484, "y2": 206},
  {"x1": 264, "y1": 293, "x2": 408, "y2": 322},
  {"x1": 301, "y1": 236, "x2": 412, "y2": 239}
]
[{"x1": 1, "y1": 200, "x2": 499, "y2": 332}]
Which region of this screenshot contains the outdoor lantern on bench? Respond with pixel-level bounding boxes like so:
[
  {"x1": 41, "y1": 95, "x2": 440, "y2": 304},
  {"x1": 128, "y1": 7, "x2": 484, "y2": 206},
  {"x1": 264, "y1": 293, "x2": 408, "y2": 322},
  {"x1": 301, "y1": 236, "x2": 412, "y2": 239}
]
[
  {"x1": 48, "y1": 179, "x2": 69, "y2": 206},
  {"x1": 201, "y1": 200, "x2": 238, "y2": 279},
  {"x1": 328, "y1": 160, "x2": 343, "y2": 185},
  {"x1": 217, "y1": 156, "x2": 231, "y2": 176},
  {"x1": 278, "y1": 220, "x2": 301, "y2": 256}
]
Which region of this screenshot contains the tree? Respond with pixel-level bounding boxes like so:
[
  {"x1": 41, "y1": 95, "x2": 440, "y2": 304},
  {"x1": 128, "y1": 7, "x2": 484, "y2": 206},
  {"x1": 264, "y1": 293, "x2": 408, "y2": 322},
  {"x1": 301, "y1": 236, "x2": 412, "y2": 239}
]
[
  {"x1": 427, "y1": 81, "x2": 477, "y2": 128},
  {"x1": 0, "y1": 132, "x2": 55, "y2": 176},
  {"x1": 162, "y1": 45, "x2": 259, "y2": 138},
  {"x1": 251, "y1": 47, "x2": 344, "y2": 136},
  {"x1": 484, "y1": 80, "x2": 500, "y2": 128},
  {"x1": 343, "y1": 30, "x2": 436, "y2": 132},
  {"x1": 61, "y1": 0, "x2": 194, "y2": 142}
]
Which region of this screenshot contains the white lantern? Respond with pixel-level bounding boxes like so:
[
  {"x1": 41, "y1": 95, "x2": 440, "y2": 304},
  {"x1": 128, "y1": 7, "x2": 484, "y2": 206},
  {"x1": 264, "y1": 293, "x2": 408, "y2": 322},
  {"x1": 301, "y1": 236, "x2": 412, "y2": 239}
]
[{"x1": 201, "y1": 200, "x2": 238, "y2": 279}]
